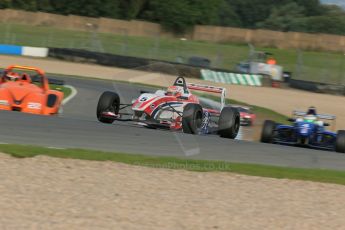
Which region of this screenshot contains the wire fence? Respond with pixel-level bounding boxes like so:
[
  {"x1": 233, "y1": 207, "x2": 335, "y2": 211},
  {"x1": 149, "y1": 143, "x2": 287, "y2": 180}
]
[
  {"x1": 0, "y1": 23, "x2": 249, "y2": 69},
  {"x1": 294, "y1": 50, "x2": 345, "y2": 85}
]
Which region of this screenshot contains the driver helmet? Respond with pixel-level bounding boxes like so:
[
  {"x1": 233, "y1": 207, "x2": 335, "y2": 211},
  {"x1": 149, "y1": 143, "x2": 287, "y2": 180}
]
[
  {"x1": 166, "y1": 86, "x2": 184, "y2": 97},
  {"x1": 306, "y1": 106, "x2": 317, "y2": 116},
  {"x1": 5, "y1": 72, "x2": 20, "y2": 82},
  {"x1": 21, "y1": 73, "x2": 32, "y2": 83}
]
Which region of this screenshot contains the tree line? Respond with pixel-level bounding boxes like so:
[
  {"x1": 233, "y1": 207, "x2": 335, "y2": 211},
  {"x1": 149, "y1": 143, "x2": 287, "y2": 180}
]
[{"x1": 1, "y1": 0, "x2": 345, "y2": 35}]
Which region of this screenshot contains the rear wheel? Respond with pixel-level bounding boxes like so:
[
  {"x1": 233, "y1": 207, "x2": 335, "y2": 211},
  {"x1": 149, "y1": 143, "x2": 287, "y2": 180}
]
[
  {"x1": 261, "y1": 120, "x2": 276, "y2": 143},
  {"x1": 96, "y1": 91, "x2": 120, "y2": 124},
  {"x1": 218, "y1": 107, "x2": 240, "y2": 139},
  {"x1": 335, "y1": 130, "x2": 345, "y2": 153},
  {"x1": 182, "y1": 104, "x2": 203, "y2": 134}
]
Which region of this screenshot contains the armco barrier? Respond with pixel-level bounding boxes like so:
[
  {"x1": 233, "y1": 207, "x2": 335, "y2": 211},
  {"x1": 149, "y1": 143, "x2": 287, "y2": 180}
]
[
  {"x1": 48, "y1": 48, "x2": 149, "y2": 69},
  {"x1": 289, "y1": 79, "x2": 345, "y2": 96},
  {"x1": 201, "y1": 69, "x2": 263, "y2": 87},
  {"x1": 48, "y1": 48, "x2": 202, "y2": 78},
  {"x1": 0, "y1": 44, "x2": 48, "y2": 57}
]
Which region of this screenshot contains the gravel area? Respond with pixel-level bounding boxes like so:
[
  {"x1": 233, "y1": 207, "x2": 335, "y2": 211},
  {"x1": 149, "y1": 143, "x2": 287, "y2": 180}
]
[{"x1": 0, "y1": 153, "x2": 344, "y2": 230}]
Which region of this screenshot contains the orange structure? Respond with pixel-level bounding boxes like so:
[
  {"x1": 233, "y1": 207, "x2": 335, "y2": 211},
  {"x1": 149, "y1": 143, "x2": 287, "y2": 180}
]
[
  {"x1": 266, "y1": 57, "x2": 277, "y2": 65},
  {"x1": 0, "y1": 65, "x2": 63, "y2": 115}
]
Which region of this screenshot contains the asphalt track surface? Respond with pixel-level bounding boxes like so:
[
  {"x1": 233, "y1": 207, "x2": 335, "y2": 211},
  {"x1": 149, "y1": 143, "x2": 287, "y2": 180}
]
[{"x1": 1, "y1": 76, "x2": 345, "y2": 170}]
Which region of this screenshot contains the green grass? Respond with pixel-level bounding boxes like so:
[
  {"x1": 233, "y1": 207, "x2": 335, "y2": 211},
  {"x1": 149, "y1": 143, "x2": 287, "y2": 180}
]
[
  {"x1": 1, "y1": 23, "x2": 344, "y2": 84},
  {"x1": 0, "y1": 144, "x2": 344, "y2": 185},
  {"x1": 50, "y1": 84, "x2": 72, "y2": 99},
  {"x1": 32, "y1": 82, "x2": 72, "y2": 99}
]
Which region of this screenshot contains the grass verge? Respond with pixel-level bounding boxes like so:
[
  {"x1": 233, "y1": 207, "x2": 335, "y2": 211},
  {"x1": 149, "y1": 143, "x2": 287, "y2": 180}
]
[
  {"x1": 0, "y1": 144, "x2": 344, "y2": 185},
  {"x1": 50, "y1": 84, "x2": 72, "y2": 99}
]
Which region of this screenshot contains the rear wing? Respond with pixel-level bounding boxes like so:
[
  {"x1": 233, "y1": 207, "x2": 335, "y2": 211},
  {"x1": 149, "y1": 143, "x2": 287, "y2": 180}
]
[
  {"x1": 293, "y1": 110, "x2": 336, "y2": 120},
  {"x1": 187, "y1": 83, "x2": 226, "y2": 110}
]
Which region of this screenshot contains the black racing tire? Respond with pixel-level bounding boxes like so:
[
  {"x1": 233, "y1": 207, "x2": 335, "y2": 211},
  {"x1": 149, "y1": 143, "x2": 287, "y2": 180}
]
[
  {"x1": 335, "y1": 130, "x2": 345, "y2": 153},
  {"x1": 182, "y1": 103, "x2": 203, "y2": 134},
  {"x1": 218, "y1": 107, "x2": 240, "y2": 139},
  {"x1": 260, "y1": 120, "x2": 276, "y2": 143},
  {"x1": 96, "y1": 91, "x2": 120, "y2": 124}
]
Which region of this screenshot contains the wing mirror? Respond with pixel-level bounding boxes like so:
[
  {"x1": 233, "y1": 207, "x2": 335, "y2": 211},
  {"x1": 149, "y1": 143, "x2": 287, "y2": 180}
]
[
  {"x1": 287, "y1": 118, "x2": 295, "y2": 122},
  {"x1": 324, "y1": 123, "x2": 330, "y2": 126}
]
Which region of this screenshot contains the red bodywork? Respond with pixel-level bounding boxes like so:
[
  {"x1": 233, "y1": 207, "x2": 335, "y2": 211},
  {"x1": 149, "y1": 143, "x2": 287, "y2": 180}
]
[
  {"x1": 238, "y1": 107, "x2": 256, "y2": 126},
  {"x1": 0, "y1": 65, "x2": 63, "y2": 115}
]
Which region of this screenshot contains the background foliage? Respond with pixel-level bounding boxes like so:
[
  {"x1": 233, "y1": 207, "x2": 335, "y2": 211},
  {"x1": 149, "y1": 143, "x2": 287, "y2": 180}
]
[{"x1": 0, "y1": 0, "x2": 344, "y2": 34}]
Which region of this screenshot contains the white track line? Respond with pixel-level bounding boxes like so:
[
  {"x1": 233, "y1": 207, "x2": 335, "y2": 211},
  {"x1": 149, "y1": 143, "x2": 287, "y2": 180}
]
[
  {"x1": 235, "y1": 127, "x2": 243, "y2": 141},
  {"x1": 47, "y1": 146, "x2": 66, "y2": 150},
  {"x1": 62, "y1": 85, "x2": 78, "y2": 105}
]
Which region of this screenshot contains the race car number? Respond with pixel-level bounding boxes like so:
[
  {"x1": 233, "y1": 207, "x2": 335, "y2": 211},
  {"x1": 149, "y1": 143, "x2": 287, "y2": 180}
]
[
  {"x1": 300, "y1": 124, "x2": 310, "y2": 134},
  {"x1": 27, "y1": 102, "x2": 42, "y2": 110},
  {"x1": 140, "y1": 97, "x2": 148, "y2": 102}
]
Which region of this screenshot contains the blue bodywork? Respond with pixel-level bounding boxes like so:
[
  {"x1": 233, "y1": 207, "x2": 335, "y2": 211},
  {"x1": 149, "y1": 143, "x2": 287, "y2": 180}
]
[{"x1": 274, "y1": 121, "x2": 337, "y2": 151}]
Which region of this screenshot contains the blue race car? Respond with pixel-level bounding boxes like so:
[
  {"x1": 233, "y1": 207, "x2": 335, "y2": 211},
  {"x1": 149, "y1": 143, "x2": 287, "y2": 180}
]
[{"x1": 260, "y1": 109, "x2": 345, "y2": 153}]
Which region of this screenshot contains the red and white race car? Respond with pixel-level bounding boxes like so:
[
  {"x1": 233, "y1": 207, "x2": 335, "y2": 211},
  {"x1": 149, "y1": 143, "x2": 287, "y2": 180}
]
[
  {"x1": 96, "y1": 76, "x2": 240, "y2": 139},
  {"x1": 236, "y1": 106, "x2": 256, "y2": 126}
]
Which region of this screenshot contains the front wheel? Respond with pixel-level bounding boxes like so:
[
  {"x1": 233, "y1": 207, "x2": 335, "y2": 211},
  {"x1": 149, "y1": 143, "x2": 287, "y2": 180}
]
[
  {"x1": 335, "y1": 130, "x2": 345, "y2": 153},
  {"x1": 96, "y1": 91, "x2": 120, "y2": 124},
  {"x1": 182, "y1": 103, "x2": 203, "y2": 134},
  {"x1": 218, "y1": 107, "x2": 240, "y2": 139},
  {"x1": 260, "y1": 120, "x2": 276, "y2": 143}
]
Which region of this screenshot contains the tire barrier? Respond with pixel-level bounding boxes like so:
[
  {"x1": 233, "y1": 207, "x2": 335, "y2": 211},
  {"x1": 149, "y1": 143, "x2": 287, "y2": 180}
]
[
  {"x1": 289, "y1": 79, "x2": 345, "y2": 96},
  {"x1": 48, "y1": 48, "x2": 203, "y2": 79}
]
